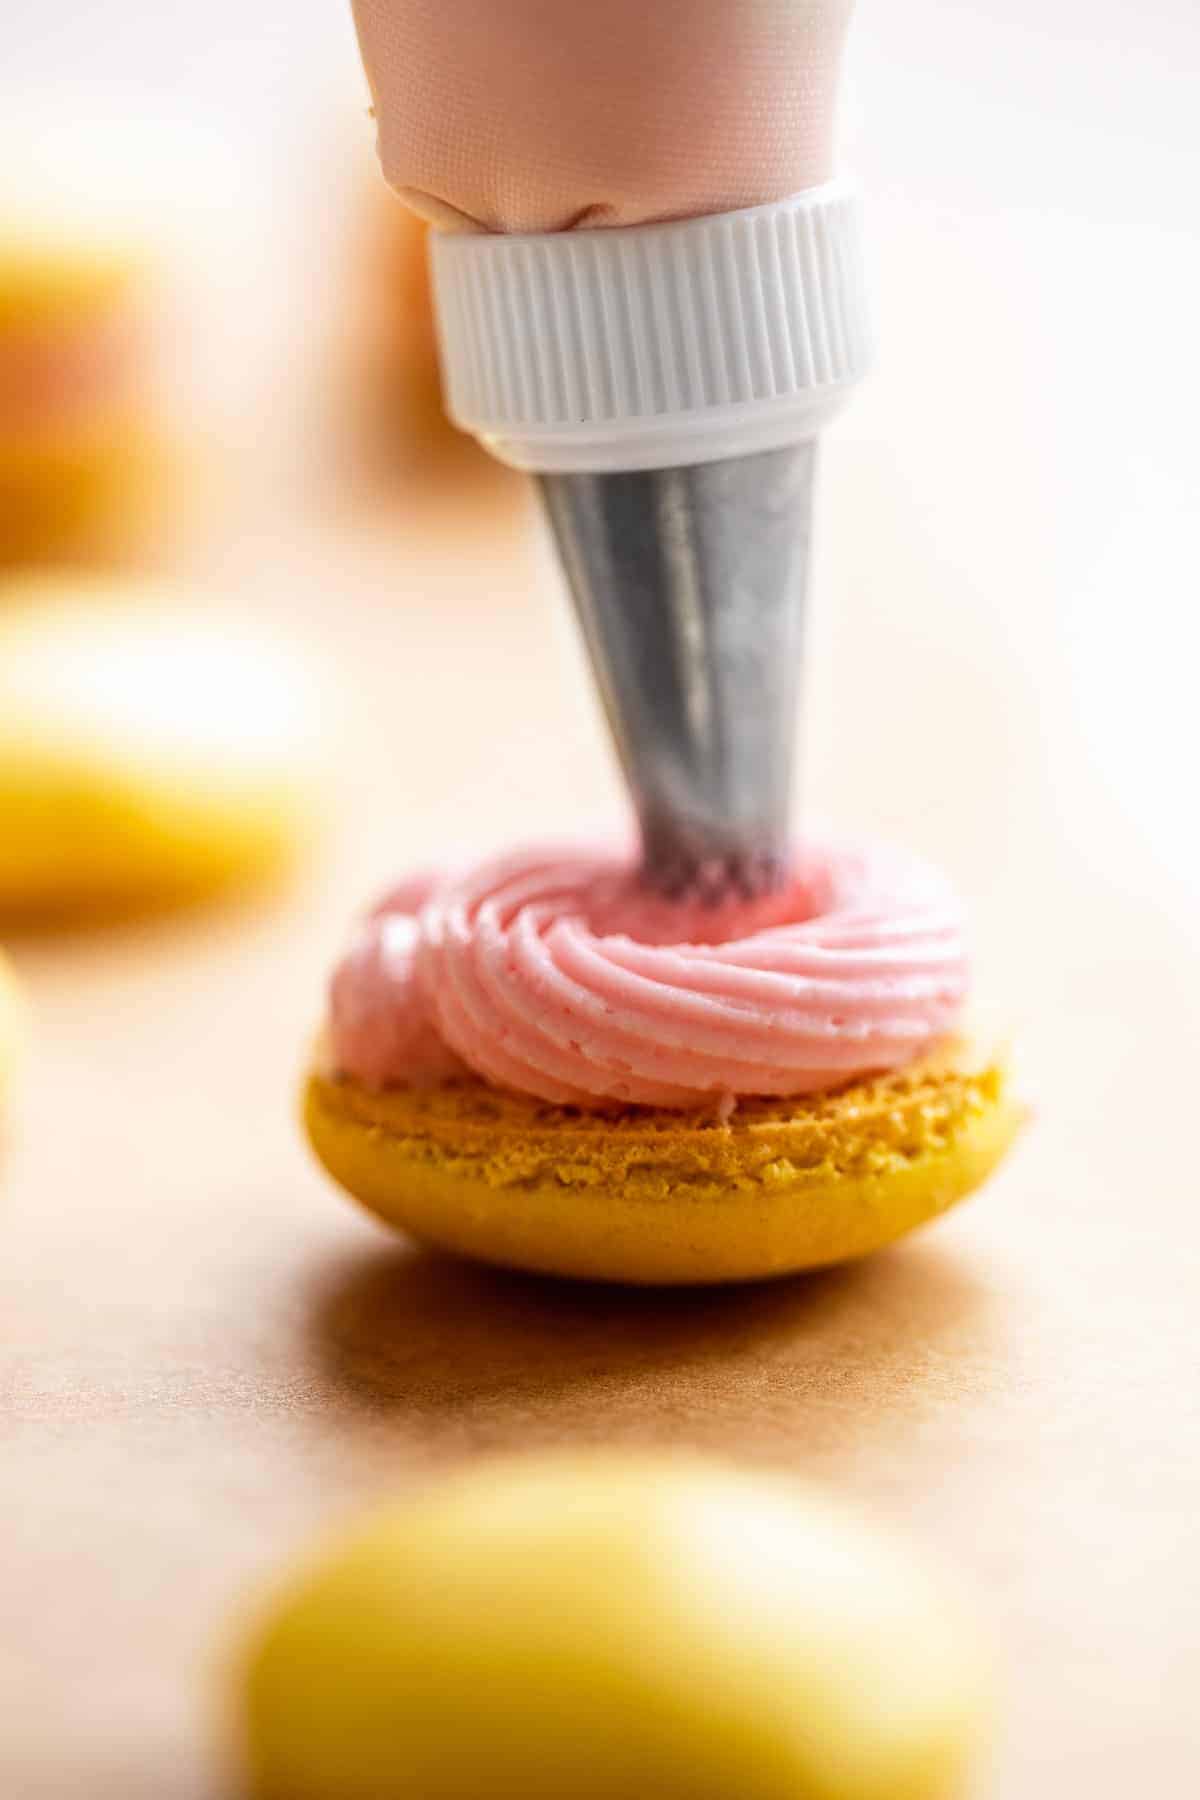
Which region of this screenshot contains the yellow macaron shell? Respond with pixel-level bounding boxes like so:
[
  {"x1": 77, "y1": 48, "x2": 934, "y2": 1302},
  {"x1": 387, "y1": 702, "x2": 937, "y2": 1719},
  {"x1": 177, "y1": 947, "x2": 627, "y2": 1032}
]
[
  {"x1": 304, "y1": 1038, "x2": 1020, "y2": 1285},
  {"x1": 240, "y1": 1454, "x2": 988, "y2": 1800},
  {"x1": 0, "y1": 579, "x2": 324, "y2": 919}
]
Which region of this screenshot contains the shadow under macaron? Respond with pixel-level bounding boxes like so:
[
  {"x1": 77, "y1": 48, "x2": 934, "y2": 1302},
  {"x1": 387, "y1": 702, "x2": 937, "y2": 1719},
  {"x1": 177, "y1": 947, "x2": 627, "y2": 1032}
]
[{"x1": 305, "y1": 1231, "x2": 1006, "y2": 1471}]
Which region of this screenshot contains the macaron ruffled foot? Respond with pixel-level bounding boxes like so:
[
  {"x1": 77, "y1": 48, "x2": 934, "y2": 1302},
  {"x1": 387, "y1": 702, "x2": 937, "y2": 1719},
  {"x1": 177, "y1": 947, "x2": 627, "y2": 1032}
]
[{"x1": 305, "y1": 842, "x2": 1020, "y2": 1284}]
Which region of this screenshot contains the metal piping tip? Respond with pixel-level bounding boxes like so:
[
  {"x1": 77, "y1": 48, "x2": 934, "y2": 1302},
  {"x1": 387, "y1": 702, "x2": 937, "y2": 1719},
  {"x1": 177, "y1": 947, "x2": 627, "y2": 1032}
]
[{"x1": 538, "y1": 441, "x2": 818, "y2": 901}]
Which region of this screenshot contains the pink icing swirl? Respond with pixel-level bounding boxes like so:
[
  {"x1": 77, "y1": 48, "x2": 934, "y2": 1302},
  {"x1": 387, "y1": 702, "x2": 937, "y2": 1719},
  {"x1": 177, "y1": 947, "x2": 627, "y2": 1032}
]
[
  {"x1": 327, "y1": 873, "x2": 467, "y2": 1091},
  {"x1": 328, "y1": 842, "x2": 968, "y2": 1109}
]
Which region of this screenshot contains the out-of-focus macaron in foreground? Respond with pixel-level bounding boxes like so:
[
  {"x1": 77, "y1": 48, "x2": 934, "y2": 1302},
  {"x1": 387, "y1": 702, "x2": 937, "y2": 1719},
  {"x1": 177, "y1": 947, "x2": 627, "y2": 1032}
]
[
  {"x1": 0, "y1": 576, "x2": 326, "y2": 922},
  {"x1": 306, "y1": 846, "x2": 1021, "y2": 1284},
  {"x1": 237, "y1": 1452, "x2": 989, "y2": 1800}
]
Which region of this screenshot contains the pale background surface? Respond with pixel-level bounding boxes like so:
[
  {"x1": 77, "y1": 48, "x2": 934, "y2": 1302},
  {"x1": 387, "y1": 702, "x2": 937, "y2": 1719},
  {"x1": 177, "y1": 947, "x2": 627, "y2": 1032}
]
[{"x1": 2, "y1": 2, "x2": 1199, "y2": 1796}]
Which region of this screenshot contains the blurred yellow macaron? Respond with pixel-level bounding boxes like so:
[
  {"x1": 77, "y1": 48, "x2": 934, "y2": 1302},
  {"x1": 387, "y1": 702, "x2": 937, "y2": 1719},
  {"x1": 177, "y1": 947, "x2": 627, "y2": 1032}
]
[
  {"x1": 0, "y1": 95, "x2": 271, "y2": 571},
  {"x1": 0, "y1": 576, "x2": 325, "y2": 921},
  {"x1": 238, "y1": 1452, "x2": 989, "y2": 1800},
  {"x1": 0, "y1": 235, "x2": 175, "y2": 570}
]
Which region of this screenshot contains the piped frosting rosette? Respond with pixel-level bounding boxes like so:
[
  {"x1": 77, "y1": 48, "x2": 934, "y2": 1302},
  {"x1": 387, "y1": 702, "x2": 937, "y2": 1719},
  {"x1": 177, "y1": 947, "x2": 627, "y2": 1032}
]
[{"x1": 331, "y1": 841, "x2": 968, "y2": 1110}]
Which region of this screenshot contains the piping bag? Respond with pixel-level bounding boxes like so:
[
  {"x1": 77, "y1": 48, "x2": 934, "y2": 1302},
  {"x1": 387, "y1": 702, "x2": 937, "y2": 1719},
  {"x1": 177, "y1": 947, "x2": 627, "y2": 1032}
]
[{"x1": 351, "y1": 0, "x2": 869, "y2": 899}]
